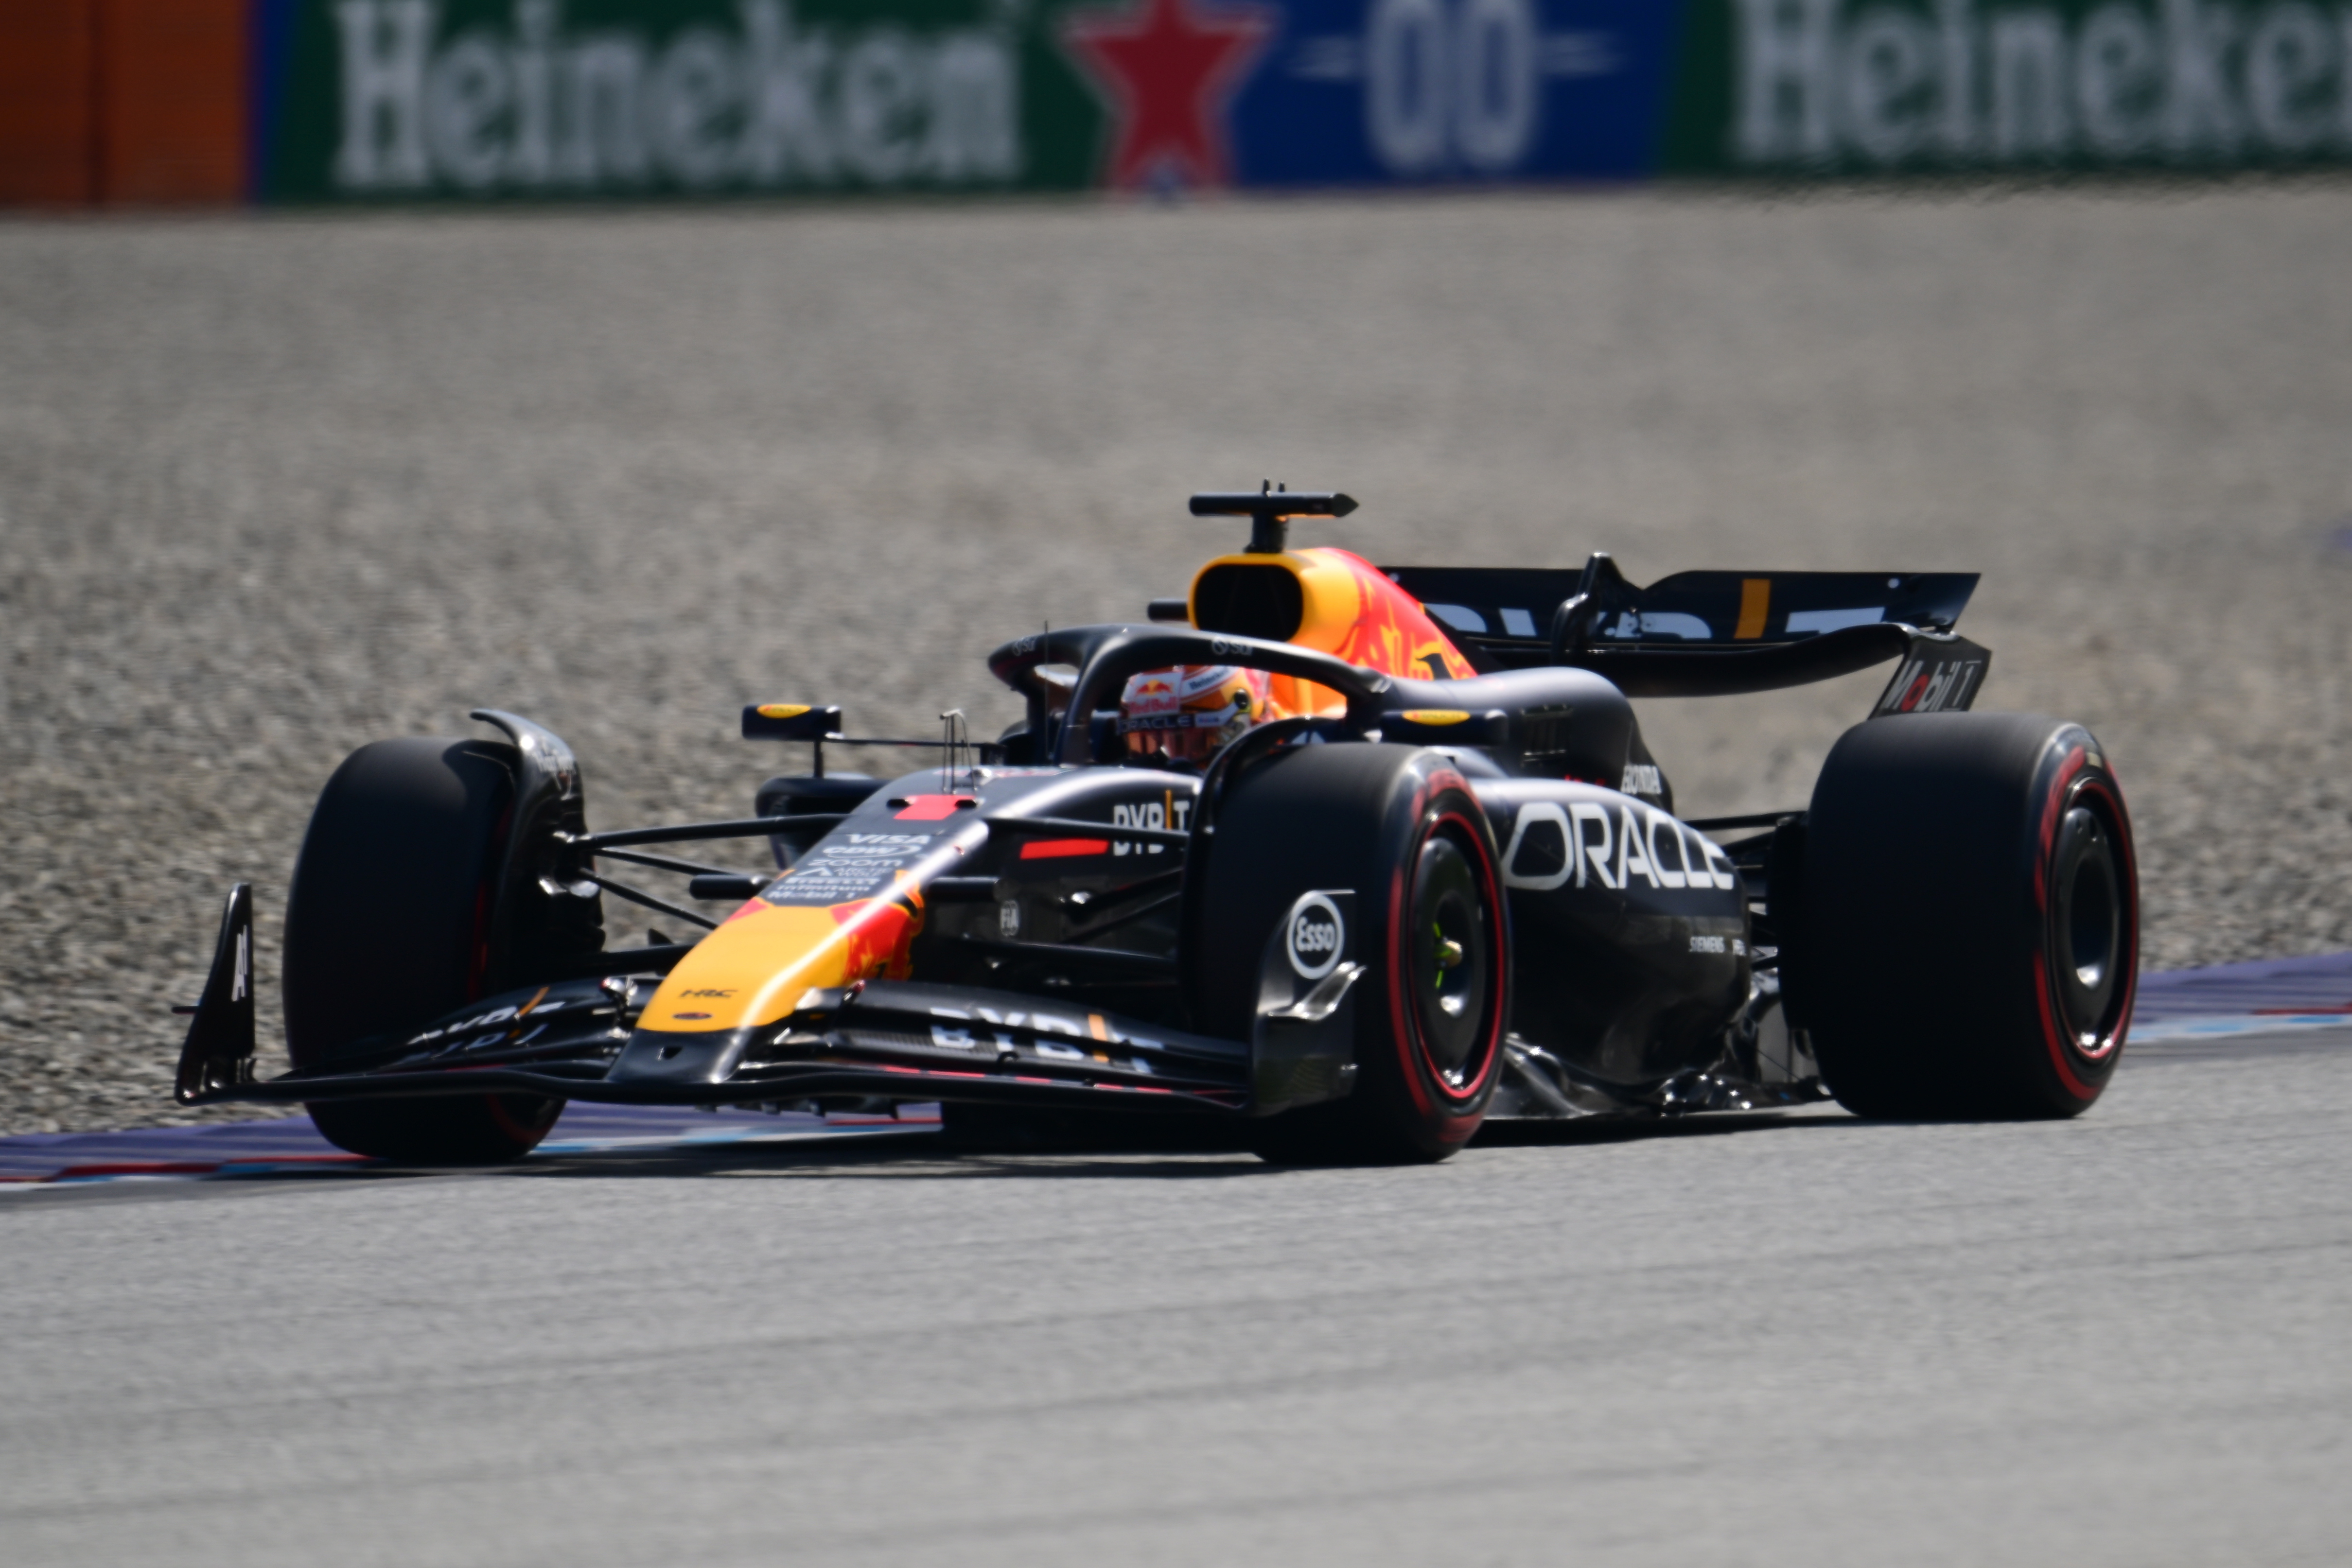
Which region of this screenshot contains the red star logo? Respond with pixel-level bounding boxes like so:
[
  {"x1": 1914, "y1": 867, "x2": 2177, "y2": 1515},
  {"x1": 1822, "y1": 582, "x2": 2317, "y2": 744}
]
[{"x1": 1059, "y1": 0, "x2": 1274, "y2": 189}]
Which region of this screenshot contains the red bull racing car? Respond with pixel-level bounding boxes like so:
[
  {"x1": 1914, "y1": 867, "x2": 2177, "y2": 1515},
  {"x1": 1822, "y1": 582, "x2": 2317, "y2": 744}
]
[{"x1": 174, "y1": 488, "x2": 2140, "y2": 1164}]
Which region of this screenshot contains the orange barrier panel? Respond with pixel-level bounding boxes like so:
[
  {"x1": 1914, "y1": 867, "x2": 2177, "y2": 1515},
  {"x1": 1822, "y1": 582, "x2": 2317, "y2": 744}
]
[
  {"x1": 97, "y1": 0, "x2": 248, "y2": 203},
  {"x1": 0, "y1": 0, "x2": 246, "y2": 207},
  {"x1": 0, "y1": 0, "x2": 99, "y2": 205}
]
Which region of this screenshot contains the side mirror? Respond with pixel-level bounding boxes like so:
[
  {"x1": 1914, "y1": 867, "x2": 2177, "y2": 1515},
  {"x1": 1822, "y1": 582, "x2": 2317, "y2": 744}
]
[{"x1": 742, "y1": 703, "x2": 843, "y2": 742}]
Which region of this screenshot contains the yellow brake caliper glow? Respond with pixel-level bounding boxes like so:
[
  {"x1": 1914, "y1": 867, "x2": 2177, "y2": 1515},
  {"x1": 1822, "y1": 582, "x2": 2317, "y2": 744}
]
[{"x1": 1433, "y1": 925, "x2": 1463, "y2": 985}]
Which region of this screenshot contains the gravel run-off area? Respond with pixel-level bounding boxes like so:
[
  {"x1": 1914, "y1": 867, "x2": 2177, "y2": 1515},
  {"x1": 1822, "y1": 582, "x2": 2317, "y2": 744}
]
[{"x1": 3, "y1": 183, "x2": 2348, "y2": 1137}]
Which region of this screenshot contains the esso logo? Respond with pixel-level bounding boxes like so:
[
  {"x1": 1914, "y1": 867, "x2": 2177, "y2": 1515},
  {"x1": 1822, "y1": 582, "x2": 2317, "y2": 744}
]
[{"x1": 1286, "y1": 893, "x2": 1345, "y2": 980}]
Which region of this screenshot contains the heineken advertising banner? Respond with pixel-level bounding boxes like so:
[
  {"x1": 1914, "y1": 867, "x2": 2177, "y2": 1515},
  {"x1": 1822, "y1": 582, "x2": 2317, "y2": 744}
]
[
  {"x1": 248, "y1": 0, "x2": 2352, "y2": 199},
  {"x1": 249, "y1": 0, "x2": 1682, "y2": 197},
  {"x1": 1664, "y1": 0, "x2": 2352, "y2": 174}
]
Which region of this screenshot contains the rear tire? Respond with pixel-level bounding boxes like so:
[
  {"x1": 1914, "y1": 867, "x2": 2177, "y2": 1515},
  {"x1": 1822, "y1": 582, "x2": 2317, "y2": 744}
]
[
  {"x1": 1192, "y1": 743, "x2": 1509, "y2": 1164},
  {"x1": 284, "y1": 737, "x2": 565, "y2": 1164},
  {"x1": 1795, "y1": 712, "x2": 2139, "y2": 1120}
]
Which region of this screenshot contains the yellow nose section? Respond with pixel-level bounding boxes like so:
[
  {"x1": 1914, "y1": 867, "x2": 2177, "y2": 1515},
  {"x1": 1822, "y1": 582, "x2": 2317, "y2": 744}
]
[{"x1": 637, "y1": 896, "x2": 919, "y2": 1036}]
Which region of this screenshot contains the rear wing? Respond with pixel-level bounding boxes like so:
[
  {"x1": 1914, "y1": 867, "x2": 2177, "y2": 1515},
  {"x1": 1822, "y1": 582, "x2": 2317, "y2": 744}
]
[{"x1": 1384, "y1": 554, "x2": 1988, "y2": 714}]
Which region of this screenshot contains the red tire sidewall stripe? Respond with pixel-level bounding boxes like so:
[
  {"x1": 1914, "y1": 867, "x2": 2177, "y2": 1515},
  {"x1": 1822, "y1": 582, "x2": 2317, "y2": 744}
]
[
  {"x1": 1385, "y1": 784, "x2": 1508, "y2": 1142},
  {"x1": 2031, "y1": 747, "x2": 2136, "y2": 1103},
  {"x1": 1384, "y1": 782, "x2": 1432, "y2": 1120},
  {"x1": 486, "y1": 1093, "x2": 559, "y2": 1142},
  {"x1": 2098, "y1": 775, "x2": 2141, "y2": 1049},
  {"x1": 2069, "y1": 774, "x2": 2138, "y2": 1063}
]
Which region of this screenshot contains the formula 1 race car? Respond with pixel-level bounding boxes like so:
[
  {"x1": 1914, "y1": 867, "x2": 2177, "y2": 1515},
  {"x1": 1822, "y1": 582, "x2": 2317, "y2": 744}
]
[{"x1": 174, "y1": 488, "x2": 2140, "y2": 1164}]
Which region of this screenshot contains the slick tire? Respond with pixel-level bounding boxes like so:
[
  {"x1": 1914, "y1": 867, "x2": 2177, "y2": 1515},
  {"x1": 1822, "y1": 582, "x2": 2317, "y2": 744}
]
[
  {"x1": 1795, "y1": 712, "x2": 2139, "y2": 1120},
  {"x1": 284, "y1": 737, "x2": 564, "y2": 1164},
  {"x1": 1193, "y1": 743, "x2": 1509, "y2": 1164}
]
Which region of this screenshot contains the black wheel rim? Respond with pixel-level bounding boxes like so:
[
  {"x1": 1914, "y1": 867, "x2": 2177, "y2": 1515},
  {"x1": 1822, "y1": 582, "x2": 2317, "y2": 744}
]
[
  {"x1": 2050, "y1": 800, "x2": 2123, "y2": 1047},
  {"x1": 1407, "y1": 830, "x2": 1492, "y2": 1088}
]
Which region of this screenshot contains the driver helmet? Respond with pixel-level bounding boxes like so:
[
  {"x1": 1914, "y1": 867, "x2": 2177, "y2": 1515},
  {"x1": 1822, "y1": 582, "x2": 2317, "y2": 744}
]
[{"x1": 1117, "y1": 664, "x2": 1276, "y2": 764}]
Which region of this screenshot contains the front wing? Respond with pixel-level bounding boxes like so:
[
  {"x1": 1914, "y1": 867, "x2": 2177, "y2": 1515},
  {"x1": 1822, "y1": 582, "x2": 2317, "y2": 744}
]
[{"x1": 174, "y1": 885, "x2": 1353, "y2": 1119}]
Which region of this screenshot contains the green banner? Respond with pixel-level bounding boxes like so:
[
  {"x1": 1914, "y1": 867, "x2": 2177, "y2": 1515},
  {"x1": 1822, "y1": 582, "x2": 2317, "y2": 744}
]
[
  {"x1": 258, "y1": 0, "x2": 1107, "y2": 199},
  {"x1": 257, "y1": 0, "x2": 2352, "y2": 198},
  {"x1": 1664, "y1": 0, "x2": 2352, "y2": 174}
]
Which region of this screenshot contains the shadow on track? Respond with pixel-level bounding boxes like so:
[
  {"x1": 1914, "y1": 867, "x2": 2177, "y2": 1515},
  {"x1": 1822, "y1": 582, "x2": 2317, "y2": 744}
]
[
  {"x1": 1470, "y1": 1110, "x2": 1821, "y2": 1148},
  {"x1": 506, "y1": 1107, "x2": 1846, "y2": 1178},
  {"x1": 6, "y1": 1108, "x2": 1873, "y2": 1209},
  {"x1": 515, "y1": 1136, "x2": 1264, "y2": 1184}
]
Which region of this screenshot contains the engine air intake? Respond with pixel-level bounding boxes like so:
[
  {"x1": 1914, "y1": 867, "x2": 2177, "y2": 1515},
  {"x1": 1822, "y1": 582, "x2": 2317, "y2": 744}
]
[{"x1": 1192, "y1": 563, "x2": 1305, "y2": 644}]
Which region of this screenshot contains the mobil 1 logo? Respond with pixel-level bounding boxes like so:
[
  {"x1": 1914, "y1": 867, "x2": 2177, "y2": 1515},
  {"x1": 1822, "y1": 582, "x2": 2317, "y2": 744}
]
[
  {"x1": 1287, "y1": 892, "x2": 1348, "y2": 980},
  {"x1": 1875, "y1": 653, "x2": 1985, "y2": 715}
]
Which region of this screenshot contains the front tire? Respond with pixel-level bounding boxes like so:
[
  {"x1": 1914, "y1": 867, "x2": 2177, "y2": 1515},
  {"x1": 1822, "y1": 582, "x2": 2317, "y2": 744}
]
[
  {"x1": 283, "y1": 737, "x2": 565, "y2": 1163},
  {"x1": 1794, "y1": 712, "x2": 2139, "y2": 1120},
  {"x1": 1192, "y1": 743, "x2": 1509, "y2": 1164}
]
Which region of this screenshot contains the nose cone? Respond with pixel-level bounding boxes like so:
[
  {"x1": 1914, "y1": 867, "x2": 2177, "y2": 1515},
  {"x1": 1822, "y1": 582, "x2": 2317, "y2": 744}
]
[{"x1": 633, "y1": 898, "x2": 919, "y2": 1042}]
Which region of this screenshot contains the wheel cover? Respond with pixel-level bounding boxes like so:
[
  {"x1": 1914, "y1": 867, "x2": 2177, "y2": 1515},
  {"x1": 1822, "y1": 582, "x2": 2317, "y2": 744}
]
[
  {"x1": 1400, "y1": 818, "x2": 1501, "y2": 1098},
  {"x1": 2052, "y1": 804, "x2": 2121, "y2": 1040},
  {"x1": 2037, "y1": 770, "x2": 2136, "y2": 1074}
]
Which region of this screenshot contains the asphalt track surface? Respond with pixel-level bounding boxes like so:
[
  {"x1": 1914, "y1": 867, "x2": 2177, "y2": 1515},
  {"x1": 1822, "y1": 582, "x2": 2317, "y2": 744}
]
[{"x1": 5, "y1": 1023, "x2": 2351, "y2": 1567}]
